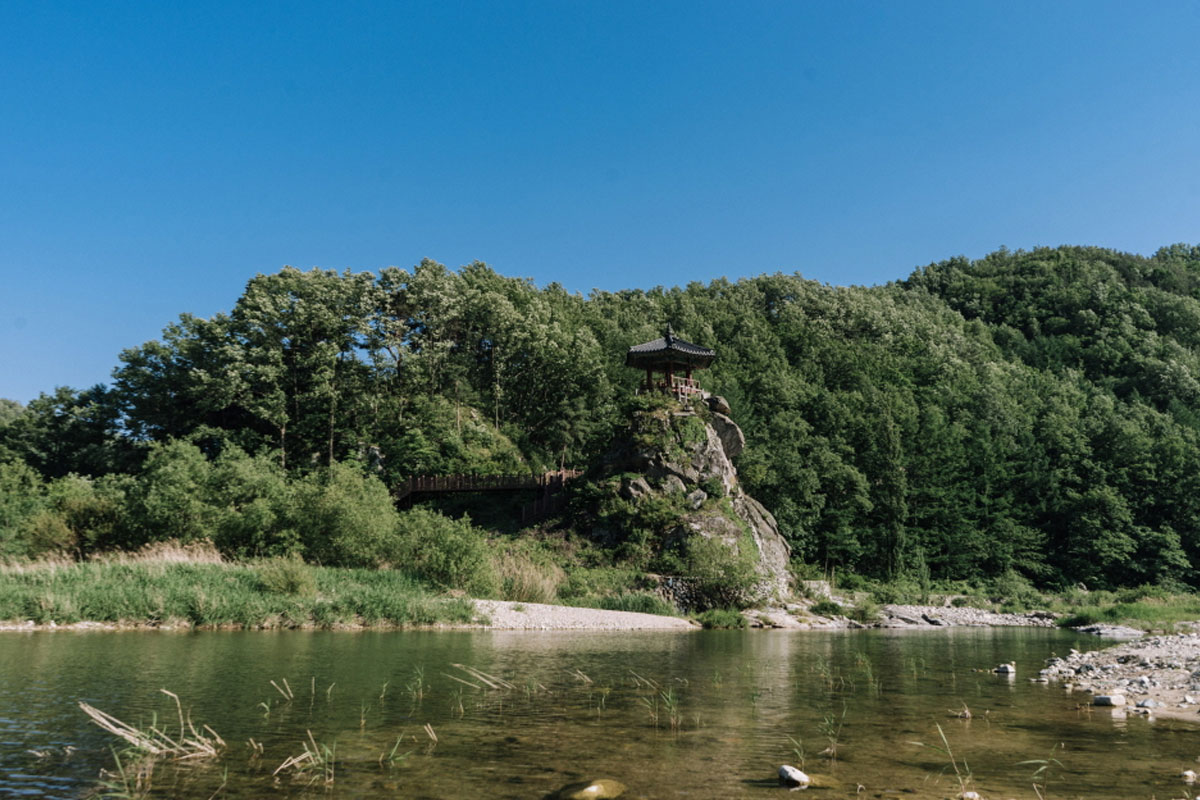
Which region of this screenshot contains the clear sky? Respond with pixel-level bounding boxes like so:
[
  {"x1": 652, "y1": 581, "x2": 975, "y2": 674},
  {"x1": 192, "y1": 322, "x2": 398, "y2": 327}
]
[{"x1": 3, "y1": 1, "x2": 1199, "y2": 405}]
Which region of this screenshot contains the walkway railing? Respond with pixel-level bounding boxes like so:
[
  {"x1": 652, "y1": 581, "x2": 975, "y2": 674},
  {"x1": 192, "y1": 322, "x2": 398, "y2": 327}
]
[{"x1": 394, "y1": 469, "x2": 582, "y2": 503}]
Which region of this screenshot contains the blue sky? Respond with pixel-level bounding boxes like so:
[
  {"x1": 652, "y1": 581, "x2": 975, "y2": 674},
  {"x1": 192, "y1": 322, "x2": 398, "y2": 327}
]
[{"x1": 3, "y1": 1, "x2": 1199, "y2": 404}]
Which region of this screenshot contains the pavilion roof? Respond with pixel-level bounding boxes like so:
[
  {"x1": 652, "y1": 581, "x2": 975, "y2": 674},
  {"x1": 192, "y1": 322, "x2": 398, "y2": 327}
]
[{"x1": 625, "y1": 327, "x2": 715, "y2": 370}]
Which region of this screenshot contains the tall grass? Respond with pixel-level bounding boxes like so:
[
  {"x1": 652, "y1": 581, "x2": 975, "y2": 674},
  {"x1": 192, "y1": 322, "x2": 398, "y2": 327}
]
[{"x1": 0, "y1": 556, "x2": 476, "y2": 628}]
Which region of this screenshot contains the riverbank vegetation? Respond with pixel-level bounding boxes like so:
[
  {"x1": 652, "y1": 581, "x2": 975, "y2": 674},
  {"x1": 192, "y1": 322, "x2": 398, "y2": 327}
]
[
  {"x1": 0, "y1": 542, "x2": 478, "y2": 628},
  {"x1": 5, "y1": 244, "x2": 1200, "y2": 603}
]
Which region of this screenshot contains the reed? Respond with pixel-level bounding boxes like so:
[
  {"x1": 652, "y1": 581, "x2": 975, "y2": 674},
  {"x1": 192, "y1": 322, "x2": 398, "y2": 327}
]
[
  {"x1": 273, "y1": 730, "x2": 336, "y2": 785},
  {"x1": 660, "y1": 688, "x2": 682, "y2": 732},
  {"x1": 910, "y1": 722, "x2": 973, "y2": 797},
  {"x1": 379, "y1": 736, "x2": 412, "y2": 768},
  {"x1": 1017, "y1": 743, "x2": 1065, "y2": 800},
  {"x1": 817, "y1": 704, "x2": 847, "y2": 761},
  {"x1": 80, "y1": 690, "x2": 225, "y2": 760},
  {"x1": 786, "y1": 735, "x2": 806, "y2": 770},
  {"x1": 94, "y1": 747, "x2": 153, "y2": 799}
]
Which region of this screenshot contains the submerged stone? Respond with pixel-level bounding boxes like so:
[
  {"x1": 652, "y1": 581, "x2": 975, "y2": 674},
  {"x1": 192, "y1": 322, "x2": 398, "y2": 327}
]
[
  {"x1": 556, "y1": 778, "x2": 626, "y2": 799},
  {"x1": 778, "y1": 765, "x2": 810, "y2": 787}
]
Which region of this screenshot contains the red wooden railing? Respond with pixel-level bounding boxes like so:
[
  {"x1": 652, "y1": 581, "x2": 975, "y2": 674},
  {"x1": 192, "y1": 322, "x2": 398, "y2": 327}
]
[{"x1": 637, "y1": 376, "x2": 704, "y2": 401}]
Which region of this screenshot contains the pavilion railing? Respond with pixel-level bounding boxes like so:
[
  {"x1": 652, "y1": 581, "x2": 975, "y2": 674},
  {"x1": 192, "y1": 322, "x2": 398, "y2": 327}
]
[{"x1": 636, "y1": 376, "x2": 705, "y2": 400}]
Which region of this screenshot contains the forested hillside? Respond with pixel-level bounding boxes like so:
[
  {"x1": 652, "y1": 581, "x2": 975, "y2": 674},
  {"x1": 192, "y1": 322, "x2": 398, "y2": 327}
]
[{"x1": 4, "y1": 244, "x2": 1200, "y2": 591}]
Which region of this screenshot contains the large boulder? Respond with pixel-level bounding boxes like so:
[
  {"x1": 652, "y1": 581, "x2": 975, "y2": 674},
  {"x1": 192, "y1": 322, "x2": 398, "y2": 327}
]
[
  {"x1": 587, "y1": 397, "x2": 791, "y2": 606},
  {"x1": 710, "y1": 412, "x2": 745, "y2": 458}
]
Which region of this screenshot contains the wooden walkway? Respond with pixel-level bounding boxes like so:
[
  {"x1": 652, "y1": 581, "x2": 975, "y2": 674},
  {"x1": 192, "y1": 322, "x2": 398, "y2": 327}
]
[{"x1": 394, "y1": 470, "x2": 581, "y2": 501}]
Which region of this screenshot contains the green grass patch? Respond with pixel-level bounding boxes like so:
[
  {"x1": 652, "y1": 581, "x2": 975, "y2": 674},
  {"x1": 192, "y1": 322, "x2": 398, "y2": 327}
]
[
  {"x1": 694, "y1": 608, "x2": 747, "y2": 629},
  {"x1": 563, "y1": 591, "x2": 678, "y2": 616},
  {"x1": 808, "y1": 599, "x2": 843, "y2": 617},
  {"x1": 0, "y1": 559, "x2": 476, "y2": 628},
  {"x1": 1054, "y1": 596, "x2": 1200, "y2": 632}
]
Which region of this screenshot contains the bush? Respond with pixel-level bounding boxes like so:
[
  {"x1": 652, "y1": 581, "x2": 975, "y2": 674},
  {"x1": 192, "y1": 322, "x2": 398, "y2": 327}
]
[
  {"x1": 493, "y1": 539, "x2": 564, "y2": 603},
  {"x1": 558, "y1": 566, "x2": 644, "y2": 600},
  {"x1": 988, "y1": 569, "x2": 1042, "y2": 611},
  {"x1": 847, "y1": 598, "x2": 881, "y2": 623},
  {"x1": 257, "y1": 555, "x2": 317, "y2": 597},
  {"x1": 695, "y1": 608, "x2": 747, "y2": 629},
  {"x1": 597, "y1": 592, "x2": 677, "y2": 616},
  {"x1": 680, "y1": 533, "x2": 761, "y2": 610},
  {"x1": 392, "y1": 508, "x2": 498, "y2": 596},
  {"x1": 809, "y1": 599, "x2": 843, "y2": 617},
  {"x1": 293, "y1": 462, "x2": 400, "y2": 568}
]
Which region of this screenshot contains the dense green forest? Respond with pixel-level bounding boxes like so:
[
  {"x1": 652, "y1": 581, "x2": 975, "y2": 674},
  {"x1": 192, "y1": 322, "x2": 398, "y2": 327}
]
[{"x1": 4, "y1": 244, "x2": 1200, "y2": 592}]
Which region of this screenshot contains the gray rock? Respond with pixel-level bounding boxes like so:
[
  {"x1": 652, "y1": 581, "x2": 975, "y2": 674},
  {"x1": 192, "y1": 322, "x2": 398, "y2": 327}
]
[
  {"x1": 778, "y1": 765, "x2": 809, "y2": 787},
  {"x1": 592, "y1": 403, "x2": 792, "y2": 607},
  {"x1": 555, "y1": 778, "x2": 627, "y2": 799},
  {"x1": 710, "y1": 412, "x2": 745, "y2": 458},
  {"x1": 620, "y1": 476, "x2": 651, "y2": 501},
  {"x1": 661, "y1": 474, "x2": 686, "y2": 495},
  {"x1": 1093, "y1": 694, "x2": 1127, "y2": 706},
  {"x1": 706, "y1": 394, "x2": 732, "y2": 416},
  {"x1": 1136, "y1": 698, "x2": 1159, "y2": 708}
]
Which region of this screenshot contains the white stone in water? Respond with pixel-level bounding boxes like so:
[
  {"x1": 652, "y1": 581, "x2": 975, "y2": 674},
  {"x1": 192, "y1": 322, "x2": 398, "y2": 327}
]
[
  {"x1": 778, "y1": 765, "x2": 810, "y2": 787},
  {"x1": 1093, "y1": 694, "x2": 1127, "y2": 706},
  {"x1": 958, "y1": 792, "x2": 983, "y2": 800},
  {"x1": 1182, "y1": 769, "x2": 1197, "y2": 784},
  {"x1": 993, "y1": 662, "x2": 1016, "y2": 674}
]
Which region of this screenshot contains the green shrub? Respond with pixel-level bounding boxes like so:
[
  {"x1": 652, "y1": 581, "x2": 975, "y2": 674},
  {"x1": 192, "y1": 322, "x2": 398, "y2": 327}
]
[
  {"x1": 988, "y1": 569, "x2": 1042, "y2": 611},
  {"x1": 558, "y1": 566, "x2": 644, "y2": 600},
  {"x1": 294, "y1": 462, "x2": 401, "y2": 568},
  {"x1": 598, "y1": 592, "x2": 677, "y2": 616},
  {"x1": 493, "y1": 539, "x2": 564, "y2": 603},
  {"x1": 392, "y1": 508, "x2": 498, "y2": 596},
  {"x1": 257, "y1": 555, "x2": 317, "y2": 597},
  {"x1": 809, "y1": 599, "x2": 843, "y2": 617},
  {"x1": 847, "y1": 598, "x2": 881, "y2": 623},
  {"x1": 695, "y1": 608, "x2": 747, "y2": 629},
  {"x1": 834, "y1": 571, "x2": 870, "y2": 592},
  {"x1": 680, "y1": 534, "x2": 760, "y2": 610},
  {"x1": 1115, "y1": 583, "x2": 1172, "y2": 604}
]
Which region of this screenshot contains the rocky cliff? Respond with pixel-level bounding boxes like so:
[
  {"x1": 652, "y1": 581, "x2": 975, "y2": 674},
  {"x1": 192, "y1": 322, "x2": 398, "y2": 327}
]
[{"x1": 583, "y1": 394, "x2": 791, "y2": 609}]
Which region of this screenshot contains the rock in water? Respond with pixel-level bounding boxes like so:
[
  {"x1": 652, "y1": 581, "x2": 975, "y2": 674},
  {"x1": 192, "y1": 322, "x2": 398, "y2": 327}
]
[
  {"x1": 1093, "y1": 694, "x2": 1127, "y2": 706},
  {"x1": 778, "y1": 765, "x2": 810, "y2": 787},
  {"x1": 993, "y1": 662, "x2": 1016, "y2": 674},
  {"x1": 557, "y1": 778, "x2": 627, "y2": 799}
]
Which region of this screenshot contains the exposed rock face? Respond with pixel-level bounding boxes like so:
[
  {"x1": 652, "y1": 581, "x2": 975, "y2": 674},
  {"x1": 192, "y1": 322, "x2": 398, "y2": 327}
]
[{"x1": 591, "y1": 397, "x2": 792, "y2": 606}]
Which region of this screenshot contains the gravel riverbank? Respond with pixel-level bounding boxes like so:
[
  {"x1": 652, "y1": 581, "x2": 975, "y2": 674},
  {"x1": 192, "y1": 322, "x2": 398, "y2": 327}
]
[
  {"x1": 1037, "y1": 627, "x2": 1200, "y2": 724},
  {"x1": 469, "y1": 600, "x2": 699, "y2": 630}
]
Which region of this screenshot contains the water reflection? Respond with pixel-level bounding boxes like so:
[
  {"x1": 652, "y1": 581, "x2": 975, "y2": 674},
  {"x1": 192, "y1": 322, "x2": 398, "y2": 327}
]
[{"x1": 0, "y1": 627, "x2": 1195, "y2": 799}]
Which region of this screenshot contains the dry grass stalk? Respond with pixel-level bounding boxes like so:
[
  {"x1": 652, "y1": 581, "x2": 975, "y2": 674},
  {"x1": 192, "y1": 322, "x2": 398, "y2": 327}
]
[
  {"x1": 273, "y1": 730, "x2": 335, "y2": 784},
  {"x1": 0, "y1": 554, "x2": 76, "y2": 575},
  {"x1": 449, "y1": 663, "x2": 515, "y2": 690},
  {"x1": 79, "y1": 689, "x2": 225, "y2": 760},
  {"x1": 95, "y1": 539, "x2": 224, "y2": 565}
]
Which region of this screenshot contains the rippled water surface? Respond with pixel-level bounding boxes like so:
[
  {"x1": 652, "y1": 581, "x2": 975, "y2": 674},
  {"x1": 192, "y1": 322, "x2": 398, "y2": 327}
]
[{"x1": 1, "y1": 627, "x2": 1196, "y2": 799}]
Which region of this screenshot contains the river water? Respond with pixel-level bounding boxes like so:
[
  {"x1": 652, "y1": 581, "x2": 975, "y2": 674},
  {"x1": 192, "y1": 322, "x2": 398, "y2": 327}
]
[{"x1": 1, "y1": 627, "x2": 1196, "y2": 799}]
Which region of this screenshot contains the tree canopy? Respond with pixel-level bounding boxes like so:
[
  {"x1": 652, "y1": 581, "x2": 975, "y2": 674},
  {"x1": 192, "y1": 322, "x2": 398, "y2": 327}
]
[{"x1": 5, "y1": 245, "x2": 1200, "y2": 590}]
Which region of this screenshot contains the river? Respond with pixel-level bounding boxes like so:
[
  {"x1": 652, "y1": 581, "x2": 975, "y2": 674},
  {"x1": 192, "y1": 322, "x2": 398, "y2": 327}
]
[{"x1": 2, "y1": 627, "x2": 1195, "y2": 798}]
